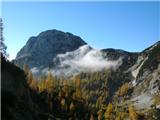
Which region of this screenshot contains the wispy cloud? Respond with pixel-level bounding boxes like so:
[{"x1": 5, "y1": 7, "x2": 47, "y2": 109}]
[
  {"x1": 31, "y1": 45, "x2": 123, "y2": 77},
  {"x1": 50, "y1": 45, "x2": 122, "y2": 76}
]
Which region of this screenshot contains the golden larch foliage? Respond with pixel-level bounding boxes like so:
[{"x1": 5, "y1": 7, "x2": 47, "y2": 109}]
[
  {"x1": 69, "y1": 102, "x2": 75, "y2": 111},
  {"x1": 30, "y1": 78, "x2": 38, "y2": 91},
  {"x1": 97, "y1": 109, "x2": 103, "y2": 120},
  {"x1": 75, "y1": 75, "x2": 81, "y2": 89},
  {"x1": 23, "y1": 64, "x2": 29, "y2": 75},
  {"x1": 104, "y1": 103, "x2": 114, "y2": 120},
  {"x1": 116, "y1": 82, "x2": 129, "y2": 97},
  {"x1": 27, "y1": 70, "x2": 33, "y2": 85},
  {"x1": 45, "y1": 73, "x2": 54, "y2": 93},
  {"x1": 129, "y1": 105, "x2": 139, "y2": 120}
]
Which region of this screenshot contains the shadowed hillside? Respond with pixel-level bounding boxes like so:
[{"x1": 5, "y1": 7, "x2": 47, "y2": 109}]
[{"x1": 1, "y1": 55, "x2": 49, "y2": 120}]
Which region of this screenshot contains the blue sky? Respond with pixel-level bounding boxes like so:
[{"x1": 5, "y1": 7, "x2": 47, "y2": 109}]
[{"x1": 2, "y1": 1, "x2": 160, "y2": 60}]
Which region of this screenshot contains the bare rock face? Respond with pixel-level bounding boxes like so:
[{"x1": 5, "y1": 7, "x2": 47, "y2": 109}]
[
  {"x1": 132, "y1": 41, "x2": 160, "y2": 95},
  {"x1": 15, "y1": 29, "x2": 87, "y2": 68}
]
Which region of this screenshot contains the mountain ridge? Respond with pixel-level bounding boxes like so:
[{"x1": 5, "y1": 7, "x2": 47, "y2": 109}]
[{"x1": 14, "y1": 29, "x2": 159, "y2": 80}]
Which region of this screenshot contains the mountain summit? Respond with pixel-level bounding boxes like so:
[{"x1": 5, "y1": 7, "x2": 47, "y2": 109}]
[{"x1": 15, "y1": 29, "x2": 87, "y2": 68}]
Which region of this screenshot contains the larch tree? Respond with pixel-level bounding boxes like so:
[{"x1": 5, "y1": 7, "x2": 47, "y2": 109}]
[
  {"x1": 27, "y1": 70, "x2": 33, "y2": 85},
  {"x1": 104, "y1": 103, "x2": 114, "y2": 120},
  {"x1": 38, "y1": 76, "x2": 46, "y2": 92},
  {"x1": 60, "y1": 98, "x2": 67, "y2": 111},
  {"x1": 75, "y1": 75, "x2": 81, "y2": 89},
  {"x1": 129, "y1": 105, "x2": 139, "y2": 120},
  {"x1": 115, "y1": 114, "x2": 121, "y2": 120},
  {"x1": 23, "y1": 64, "x2": 29, "y2": 75},
  {"x1": 30, "y1": 78, "x2": 38, "y2": 91},
  {"x1": 69, "y1": 102, "x2": 75, "y2": 112},
  {"x1": 62, "y1": 80, "x2": 69, "y2": 98},
  {"x1": 97, "y1": 109, "x2": 103, "y2": 120},
  {"x1": 75, "y1": 75, "x2": 82, "y2": 99},
  {"x1": 45, "y1": 72, "x2": 54, "y2": 93},
  {"x1": 116, "y1": 82, "x2": 129, "y2": 97}
]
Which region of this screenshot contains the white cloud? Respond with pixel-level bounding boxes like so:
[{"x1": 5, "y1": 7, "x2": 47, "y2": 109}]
[
  {"x1": 31, "y1": 67, "x2": 40, "y2": 75},
  {"x1": 31, "y1": 45, "x2": 123, "y2": 77},
  {"x1": 50, "y1": 45, "x2": 123, "y2": 76}
]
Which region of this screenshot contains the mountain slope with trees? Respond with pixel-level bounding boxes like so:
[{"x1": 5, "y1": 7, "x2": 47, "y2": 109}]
[{"x1": 1, "y1": 26, "x2": 160, "y2": 120}]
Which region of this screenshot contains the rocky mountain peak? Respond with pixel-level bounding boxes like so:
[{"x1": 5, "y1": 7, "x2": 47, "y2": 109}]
[{"x1": 15, "y1": 29, "x2": 87, "y2": 68}]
